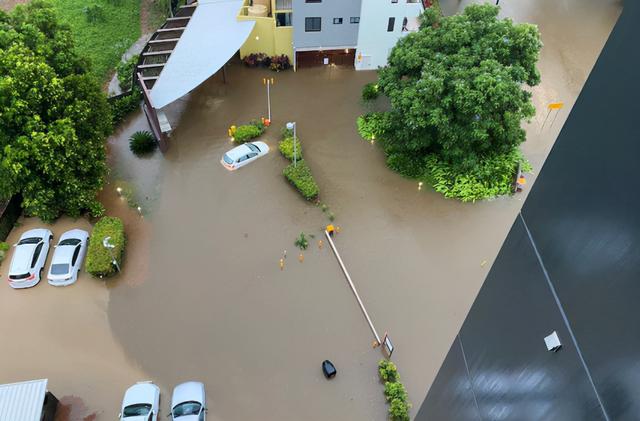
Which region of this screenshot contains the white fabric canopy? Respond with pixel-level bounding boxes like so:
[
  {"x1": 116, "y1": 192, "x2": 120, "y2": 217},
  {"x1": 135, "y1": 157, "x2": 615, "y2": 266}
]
[{"x1": 150, "y1": 0, "x2": 255, "y2": 109}]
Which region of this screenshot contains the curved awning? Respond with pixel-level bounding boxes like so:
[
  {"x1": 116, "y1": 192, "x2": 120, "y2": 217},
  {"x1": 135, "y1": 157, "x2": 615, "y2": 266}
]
[{"x1": 149, "y1": 0, "x2": 255, "y2": 109}]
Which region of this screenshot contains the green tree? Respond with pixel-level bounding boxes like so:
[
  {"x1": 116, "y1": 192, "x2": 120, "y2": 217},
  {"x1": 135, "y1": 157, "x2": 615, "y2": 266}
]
[
  {"x1": 364, "y1": 4, "x2": 541, "y2": 197},
  {"x1": 0, "y1": 1, "x2": 111, "y2": 221}
]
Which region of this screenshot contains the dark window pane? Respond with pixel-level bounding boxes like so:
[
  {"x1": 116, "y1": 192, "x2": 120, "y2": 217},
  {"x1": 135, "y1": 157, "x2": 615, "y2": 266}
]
[
  {"x1": 387, "y1": 17, "x2": 395, "y2": 32},
  {"x1": 305, "y1": 17, "x2": 321, "y2": 32}
]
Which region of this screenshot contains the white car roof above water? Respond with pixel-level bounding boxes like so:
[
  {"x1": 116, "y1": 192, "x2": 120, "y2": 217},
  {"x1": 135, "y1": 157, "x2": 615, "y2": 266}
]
[
  {"x1": 122, "y1": 382, "x2": 159, "y2": 408},
  {"x1": 225, "y1": 144, "x2": 253, "y2": 160},
  {"x1": 172, "y1": 382, "x2": 205, "y2": 406}
]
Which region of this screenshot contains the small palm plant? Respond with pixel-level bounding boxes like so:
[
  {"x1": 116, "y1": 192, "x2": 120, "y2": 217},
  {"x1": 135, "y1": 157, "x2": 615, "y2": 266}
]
[{"x1": 129, "y1": 131, "x2": 157, "y2": 156}]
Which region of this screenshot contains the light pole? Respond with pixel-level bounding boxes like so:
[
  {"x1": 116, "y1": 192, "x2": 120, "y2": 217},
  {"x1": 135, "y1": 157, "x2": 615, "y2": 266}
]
[
  {"x1": 102, "y1": 236, "x2": 120, "y2": 273},
  {"x1": 286, "y1": 121, "x2": 297, "y2": 167},
  {"x1": 263, "y1": 77, "x2": 274, "y2": 122}
]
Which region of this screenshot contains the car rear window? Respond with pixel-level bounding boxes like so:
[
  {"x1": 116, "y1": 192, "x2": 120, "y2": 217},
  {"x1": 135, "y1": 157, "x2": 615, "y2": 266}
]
[
  {"x1": 223, "y1": 154, "x2": 234, "y2": 164},
  {"x1": 50, "y1": 263, "x2": 70, "y2": 275},
  {"x1": 59, "y1": 238, "x2": 81, "y2": 246}
]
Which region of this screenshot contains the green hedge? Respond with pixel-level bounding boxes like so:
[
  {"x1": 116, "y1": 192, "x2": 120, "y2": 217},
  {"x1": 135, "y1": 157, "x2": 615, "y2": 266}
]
[
  {"x1": 116, "y1": 54, "x2": 139, "y2": 91},
  {"x1": 233, "y1": 120, "x2": 265, "y2": 143},
  {"x1": 86, "y1": 216, "x2": 125, "y2": 277},
  {"x1": 362, "y1": 82, "x2": 380, "y2": 101},
  {"x1": 111, "y1": 89, "x2": 142, "y2": 126},
  {"x1": 378, "y1": 360, "x2": 411, "y2": 421},
  {"x1": 278, "y1": 136, "x2": 302, "y2": 161},
  {"x1": 283, "y1": 160, "x2": 319, "y2": 200}
]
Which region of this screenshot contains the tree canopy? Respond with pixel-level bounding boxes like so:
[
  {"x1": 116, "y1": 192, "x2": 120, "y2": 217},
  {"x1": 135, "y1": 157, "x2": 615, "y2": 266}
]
[
  {"x1": 367, "y1": 4, "x2": 542, "y2": 178},
  {"x1": 0, "y1": 0, "x2": 111, "y2": 221}
]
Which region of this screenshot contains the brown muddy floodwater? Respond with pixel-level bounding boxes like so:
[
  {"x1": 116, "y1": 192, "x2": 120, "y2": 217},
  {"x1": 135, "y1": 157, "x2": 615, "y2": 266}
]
[{"x1": 0, "y1": 1, "x2": 621, "y2": 420}]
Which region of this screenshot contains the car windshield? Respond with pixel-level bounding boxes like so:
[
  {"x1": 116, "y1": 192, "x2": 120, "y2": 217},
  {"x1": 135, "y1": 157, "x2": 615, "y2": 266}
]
[
  {"x1": 50, "y1": 263, "x2": 70, "y2": 275},
  {"x1": 18, "y1": 237, "x2": 40, "y2": 245},
  {"x1": 223, "y1": 154, "x2": 234, "y2": 164},
  {"x1": 59, "y1": 238, "x2": 81, "y2": 246},
  {"x1": 123, "y1": 403, "x2": 152, "y2": 416},
  {"x1": 246, "y1": 143, "x2": 260, "y2": 153},
  {"x1": 172, "y1": 401, "x2": 201, "y2": 417}
]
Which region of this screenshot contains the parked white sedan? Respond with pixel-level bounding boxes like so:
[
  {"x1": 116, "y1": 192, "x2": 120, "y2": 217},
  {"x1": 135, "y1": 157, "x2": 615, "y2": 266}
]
[
  {"x1": 7, "y1": 228, "x2": 53, "y2": 289},
  {"x1": 221, "y1": 141, "x2": 269, "y2": 170},
  {"x1": 119, "y1": 381, "x2": 160, "y2": 421},
  {"x1": 47, "y1": 229, "x2": 90, "y2": 286},
  {"x1": 171, "y1": 382, "x2": 207, "y2": 421}
]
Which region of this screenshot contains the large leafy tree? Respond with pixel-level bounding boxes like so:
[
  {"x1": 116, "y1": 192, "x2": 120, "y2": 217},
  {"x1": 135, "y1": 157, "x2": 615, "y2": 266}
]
[
  {"x1": 0, "y1": 0, "x2": 111, "y2": 221},
  {"x1": 372, "y1": 4, "x2": 542, "y2": 174}
]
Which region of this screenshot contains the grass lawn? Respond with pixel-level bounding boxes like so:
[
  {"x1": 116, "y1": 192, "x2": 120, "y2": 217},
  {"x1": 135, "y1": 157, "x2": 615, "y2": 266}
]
[{"x1": 54, "y1": 0, "x2": 141, "y2": 82}]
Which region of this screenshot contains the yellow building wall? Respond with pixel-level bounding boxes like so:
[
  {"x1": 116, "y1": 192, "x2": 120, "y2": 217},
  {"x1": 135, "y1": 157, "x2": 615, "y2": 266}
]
[
  {"x1": 238, "y1": 15, "x2": 277, "y2": 57},
  {"x1": 274, "y1": 26, "x2": 293, "y2": 59},
  {"x1": 237, "y1": 1, "x2": 293, "y2": 61}
]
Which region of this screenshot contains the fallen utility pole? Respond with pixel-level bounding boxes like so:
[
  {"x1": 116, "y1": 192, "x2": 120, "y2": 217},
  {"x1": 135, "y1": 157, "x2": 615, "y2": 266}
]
[{"x1": 324, "y1": 230, "x2": 381, "y2": 345}]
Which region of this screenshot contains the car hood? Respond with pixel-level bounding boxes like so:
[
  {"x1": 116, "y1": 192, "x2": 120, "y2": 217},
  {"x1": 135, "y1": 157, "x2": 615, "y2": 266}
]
[
  {"x1": 172, "y1": 382, "x2": 205, "y2": 408},
  {"x1": 123, "y1": 383, "x2": 159, "y2": 407},
  {"x1": 9, "y1": 244, "x2": 36, "y2": 275},
  {"x1": 59, "y1": 229, "x2": 89, "y2": 241}
]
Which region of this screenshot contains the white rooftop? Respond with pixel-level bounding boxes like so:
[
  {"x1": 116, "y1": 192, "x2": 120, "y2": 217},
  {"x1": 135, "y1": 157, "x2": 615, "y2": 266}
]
[
  {"x1": 150, "y1": 0, "x2": 255, "y2": 109},
  {"x1": 0, "y1": 379, "x2": 48, "y2": 421}
]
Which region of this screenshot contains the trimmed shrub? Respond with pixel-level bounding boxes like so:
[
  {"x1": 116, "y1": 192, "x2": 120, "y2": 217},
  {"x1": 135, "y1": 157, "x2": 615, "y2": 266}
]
[
  {"x1": 116, "y1": 54, "x2": 139, "y2": 91},
  {"x1": 424, "y1": 149, "x2": 531, "y2": 202},
  {"x1": 378, "y1": 360, "x2": 411, "y2": 421},
  {"x1": 362, "y1": 82, "x2": 380, "y2": 101},
  {"x1": 234, "y1": 123, "x2": 264, "y2": 143},
  {"x1": 111, "y1": 89, "x2": 142, "y2": 125},
  {"x1": 281, "y1": 126, "x2": 293, "y2": 139},
  {"x1": 378, "y1": 359, "x2": 399, "y2": 383},
  {"x1": 129, "y1": 130, "x2": 157, "y2": 155},
  {"x1": 86, "y1": 217, "x2": 126, "y2": 278},
  {"x1": 389, "y1": 398, "x2": 411, "y2": 421},
  {"x1": 270, "y1": 54, "x2": 291, "y2": 71},
  {"x1": 279, "y1": 136, "x2": 302, "y2": 161},
  {"x1": 242, "y1": 53, "x2": 270, "y2": 68},
  {"x1": 283, "y1": 160, "x2": 319, "y2": 200}
]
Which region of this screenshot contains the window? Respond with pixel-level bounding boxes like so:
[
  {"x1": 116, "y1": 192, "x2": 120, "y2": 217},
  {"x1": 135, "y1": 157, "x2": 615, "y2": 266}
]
[
  {"x1": 72, "y1": 245, "x2": 81, "y2": 266},
  {"x1": 333, "y1": 17, "x2": 343, "y2": 24},
  {"x1": 387, "y1": 17, "x2": 395, "y2": 32},
  {"x1": 350, "y1": 17, "x2": 360, "y2": 24},
  {"x1": 391, "y1": 0, "x2": 398, "y2": 2},
  {"x1": 305, "y1": 0, "x2": 321, "y2": 3},
  {"x1": 276, "y1": 12, "x2": 292, "y2": 27},
  {"x1": 31, "y1": 242, "x2": 43, "y2": 268},
  {"x1": 305, "y1": 17, "x2": 321, "y2": 32},
  {"x1": 402, "y1": 17, "x2": 408, "y2": 32}
]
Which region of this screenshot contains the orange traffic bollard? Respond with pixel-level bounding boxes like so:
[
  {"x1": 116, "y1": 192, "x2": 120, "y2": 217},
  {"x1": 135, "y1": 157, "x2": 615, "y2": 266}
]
[
  {"x1": 318, "y1": 239, "x2": 323, "y2": 249},
  {"x1": 279, "y1": 258, "x2": 284, "y2": 270},
  {"x1": 299, "y1": 253, "x2": 304, "y2": 262}
]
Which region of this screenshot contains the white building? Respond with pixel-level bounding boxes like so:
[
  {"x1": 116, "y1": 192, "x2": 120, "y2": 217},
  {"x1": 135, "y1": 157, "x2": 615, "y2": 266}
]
[{"x1": 355, "y1": 0, "x2": 423, "y2": 70}]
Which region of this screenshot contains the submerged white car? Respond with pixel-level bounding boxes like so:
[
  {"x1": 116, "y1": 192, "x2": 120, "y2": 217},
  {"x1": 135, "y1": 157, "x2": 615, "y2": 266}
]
[
  {"x1": 47, "y1": 229, "x2": 89, "y2": 286},
  {"x1": 7, "y1": 228, "x2": 53, "y2": 289},
  {"x1": 119, "y1": 381, "x2": 160, "y2": 421},
  {"x1": 221, "y1": 141, "x2": 269, "y2": 170},
  {"x1": 171, "y1": 382, "x2": 207, "y2": 421}
]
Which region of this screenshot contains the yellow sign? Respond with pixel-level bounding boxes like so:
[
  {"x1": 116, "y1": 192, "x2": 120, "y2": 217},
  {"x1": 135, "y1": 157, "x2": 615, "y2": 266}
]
[{"x1": 548, "y1": 102, "x2": 564, "y2": 110}]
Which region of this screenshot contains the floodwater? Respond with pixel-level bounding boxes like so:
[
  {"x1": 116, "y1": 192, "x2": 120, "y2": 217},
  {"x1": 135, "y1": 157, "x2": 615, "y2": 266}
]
[{"x1": 0, "y1": 0, "x2": 621, "y2": 420}]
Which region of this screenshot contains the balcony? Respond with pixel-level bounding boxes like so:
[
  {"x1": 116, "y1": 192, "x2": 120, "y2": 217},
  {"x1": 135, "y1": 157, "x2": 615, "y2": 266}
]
[{"x1": 275, "y1": 0, "x2": 292, "y2": 10}]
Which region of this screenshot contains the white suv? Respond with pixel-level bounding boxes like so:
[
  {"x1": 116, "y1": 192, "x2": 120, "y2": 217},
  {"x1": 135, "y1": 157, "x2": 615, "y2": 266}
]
[{"x1": 7, "y1": 228, "x2": 53, "y2": 289}]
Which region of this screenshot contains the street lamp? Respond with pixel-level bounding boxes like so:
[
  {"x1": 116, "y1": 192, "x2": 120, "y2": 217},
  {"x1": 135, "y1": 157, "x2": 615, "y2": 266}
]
[
  {"x1": 286, "y1": 121, "x2": 297, "y2": 167},
  {"x1": 102, "y1": 236, "x2": 121, "y2": 273},
  {"x1": 263, "y1": 77, "x2": 274, "y2": 122}
]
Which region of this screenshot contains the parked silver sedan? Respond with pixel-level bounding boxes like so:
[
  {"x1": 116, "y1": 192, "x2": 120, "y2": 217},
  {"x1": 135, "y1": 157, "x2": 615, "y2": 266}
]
[{"x1": 47, "y1": 229, "x2": 90, "y2": 287}]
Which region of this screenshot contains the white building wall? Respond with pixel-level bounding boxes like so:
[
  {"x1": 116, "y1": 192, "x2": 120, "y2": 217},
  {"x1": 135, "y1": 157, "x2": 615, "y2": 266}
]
[{"x1": 354, "y1": 0, "x2": 423, "y2": 70}]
